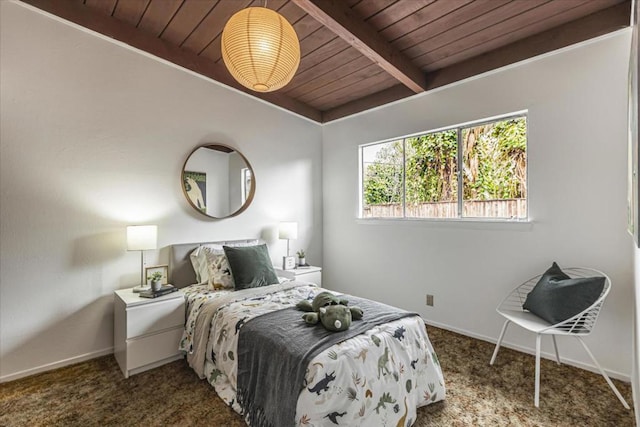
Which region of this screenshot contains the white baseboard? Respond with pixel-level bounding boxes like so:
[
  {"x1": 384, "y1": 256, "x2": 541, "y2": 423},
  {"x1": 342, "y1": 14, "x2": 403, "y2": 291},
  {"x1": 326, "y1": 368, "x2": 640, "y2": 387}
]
[
  {"x1": 423, "y1": 318, "x2": 631, "y2": 383},
  {"x1": 0, "y1": 347, "x2": 114, "y2": 383}
]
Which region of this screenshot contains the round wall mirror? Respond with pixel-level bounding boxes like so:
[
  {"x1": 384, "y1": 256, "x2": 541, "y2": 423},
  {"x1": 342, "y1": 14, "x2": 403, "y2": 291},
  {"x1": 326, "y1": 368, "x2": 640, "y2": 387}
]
[{"x1": 182, "y1": 144, "x2": 255, "y2": 219}]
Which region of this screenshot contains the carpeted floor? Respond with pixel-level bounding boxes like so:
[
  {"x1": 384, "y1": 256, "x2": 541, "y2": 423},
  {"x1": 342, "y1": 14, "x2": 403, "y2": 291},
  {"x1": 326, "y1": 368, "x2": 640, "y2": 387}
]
[{"x1": 0, "y1": 326, "x2": 635, "y2": 426}]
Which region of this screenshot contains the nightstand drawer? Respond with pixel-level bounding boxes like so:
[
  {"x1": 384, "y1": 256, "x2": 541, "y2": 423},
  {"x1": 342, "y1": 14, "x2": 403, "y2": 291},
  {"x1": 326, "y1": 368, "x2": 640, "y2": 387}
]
[
  {"x1": 295, "y1": 271, "x2": 321, "y2": 286},
  {"x1": 127, "y1": 298, "x2": 184, "y2": 338},
  {"x1": 275, "y1": 266, "x2": 322, "y2": 287},
  {"x1": 127, "y1": 327, "x2": 183, "y2": 370}
]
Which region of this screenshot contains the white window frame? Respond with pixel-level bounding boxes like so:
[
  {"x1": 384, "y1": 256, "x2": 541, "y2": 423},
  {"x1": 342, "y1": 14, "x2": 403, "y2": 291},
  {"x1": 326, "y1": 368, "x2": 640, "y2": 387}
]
[{"x1": 359, "y1": 111, "x2": 529, "y2": 222}]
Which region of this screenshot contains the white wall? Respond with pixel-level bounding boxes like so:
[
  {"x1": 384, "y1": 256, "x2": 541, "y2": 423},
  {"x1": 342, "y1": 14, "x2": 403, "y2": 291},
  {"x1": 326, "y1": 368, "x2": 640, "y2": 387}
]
[
  {"x1": 634, "y1": 245, "x2": 640, "y2": 422},
  {"x1": 323, "y1": 30, "x2": 634, "y2": 379},
  {"x1": 0, "y1": 1, "x2": 322, "y2": 381}
]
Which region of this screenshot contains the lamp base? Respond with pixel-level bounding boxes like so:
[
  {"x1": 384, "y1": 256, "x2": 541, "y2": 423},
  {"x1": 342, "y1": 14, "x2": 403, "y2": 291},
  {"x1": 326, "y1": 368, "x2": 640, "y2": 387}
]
[{"x1": 132, "y1": 285, "x2": 151, "y2": 293}]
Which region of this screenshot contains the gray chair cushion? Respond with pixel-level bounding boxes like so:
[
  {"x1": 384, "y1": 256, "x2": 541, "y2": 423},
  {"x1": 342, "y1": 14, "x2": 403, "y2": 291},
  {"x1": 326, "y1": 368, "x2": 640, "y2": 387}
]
[{"x1": 523, "y1": 262, "x2": 605, "y2": 325}]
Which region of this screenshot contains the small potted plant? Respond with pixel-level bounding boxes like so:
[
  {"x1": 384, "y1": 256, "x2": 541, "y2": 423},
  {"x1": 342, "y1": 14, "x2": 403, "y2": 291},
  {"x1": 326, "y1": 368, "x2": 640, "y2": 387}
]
[
  {"x1": 296, "y1": 249, "x2": 306, "y2": 267},
  {"x1": 149, "y1": 271, "x2": 163, "y2": 292}
]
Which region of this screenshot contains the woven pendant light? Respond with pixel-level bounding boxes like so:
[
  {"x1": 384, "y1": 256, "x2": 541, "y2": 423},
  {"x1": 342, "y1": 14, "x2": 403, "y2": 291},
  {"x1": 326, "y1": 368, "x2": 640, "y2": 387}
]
[{"x1": 221, "y1": 7, "x2": 300, "y2": 93}]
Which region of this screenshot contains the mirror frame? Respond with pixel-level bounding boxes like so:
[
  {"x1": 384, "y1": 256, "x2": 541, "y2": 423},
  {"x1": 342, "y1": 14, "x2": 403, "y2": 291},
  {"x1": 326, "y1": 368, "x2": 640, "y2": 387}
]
[{"x1": 181, "y1": 143, "x2": 256, "y2": 219}]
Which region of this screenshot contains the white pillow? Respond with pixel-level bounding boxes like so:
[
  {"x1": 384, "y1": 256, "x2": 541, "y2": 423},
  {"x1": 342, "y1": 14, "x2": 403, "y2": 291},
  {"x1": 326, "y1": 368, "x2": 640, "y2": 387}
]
[
  {"x1": 201, "y1": 247, "x2": 234, "y2": 290},
  {"x1": 189, "y1": 246, "x2": 208, "y2": 284}
]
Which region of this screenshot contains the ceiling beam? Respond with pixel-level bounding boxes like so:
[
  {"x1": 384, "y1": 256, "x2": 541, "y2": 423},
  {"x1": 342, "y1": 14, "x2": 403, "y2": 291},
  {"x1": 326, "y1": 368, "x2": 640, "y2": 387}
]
[
  {"x1": 20, "y1": 0, "x2": 323, "y2": 123},
  {"x1": 291, "y1": 0, "x2": 427, "y2": 93},
  {"x1": 323, "y1": 1, "x2": 631, "y2": 123}
]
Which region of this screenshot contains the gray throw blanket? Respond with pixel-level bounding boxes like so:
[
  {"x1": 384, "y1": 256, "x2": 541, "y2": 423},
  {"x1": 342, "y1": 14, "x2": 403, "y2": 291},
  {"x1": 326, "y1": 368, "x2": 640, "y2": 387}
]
[{"x1": 236, "y1": 295, "x2": 418, "y2": 427}]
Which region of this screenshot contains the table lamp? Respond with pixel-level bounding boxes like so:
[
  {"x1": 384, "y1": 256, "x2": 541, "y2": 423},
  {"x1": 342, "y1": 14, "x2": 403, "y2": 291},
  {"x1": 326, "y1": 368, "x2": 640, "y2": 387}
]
[
  {"x1": 127, "y1": 225, "x2": 158, "y2": 292},
  {"x1": 279, "y1": 221, "x2": 297, "y2": 270}
]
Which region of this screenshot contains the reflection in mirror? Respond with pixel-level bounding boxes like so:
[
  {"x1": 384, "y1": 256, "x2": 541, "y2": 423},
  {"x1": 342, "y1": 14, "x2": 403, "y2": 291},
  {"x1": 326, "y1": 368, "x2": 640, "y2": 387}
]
[{"x1": 182, "y1": 144, "x2": 255, "y2": 219}]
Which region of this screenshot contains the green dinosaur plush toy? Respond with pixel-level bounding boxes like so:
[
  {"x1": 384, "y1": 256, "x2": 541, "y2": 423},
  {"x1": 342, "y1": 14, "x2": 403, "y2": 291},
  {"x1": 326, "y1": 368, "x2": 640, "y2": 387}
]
[{"x1": 296, "y1": 291, "x2": 363, "y2": 332}]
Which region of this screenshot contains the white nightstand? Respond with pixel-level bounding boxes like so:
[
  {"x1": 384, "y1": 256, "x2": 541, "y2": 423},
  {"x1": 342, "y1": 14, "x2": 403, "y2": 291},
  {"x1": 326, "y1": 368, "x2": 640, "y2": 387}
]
[
  {"x1": 114, "y1": 288, "x2": 185, "y2": 378},
  {"x1": 275, "y1": 265, "x2": 322, "y2": 287}
]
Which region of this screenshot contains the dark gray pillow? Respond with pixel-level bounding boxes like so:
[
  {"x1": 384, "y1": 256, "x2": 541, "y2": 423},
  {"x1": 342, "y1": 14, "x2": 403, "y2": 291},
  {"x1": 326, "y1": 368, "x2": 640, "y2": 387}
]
[
  {"x1": 522, "y1": 262, "x2": 605, "y2": 325},
  {"x1": 223, "y1": 244, "x2": 279, "y2": 290}
]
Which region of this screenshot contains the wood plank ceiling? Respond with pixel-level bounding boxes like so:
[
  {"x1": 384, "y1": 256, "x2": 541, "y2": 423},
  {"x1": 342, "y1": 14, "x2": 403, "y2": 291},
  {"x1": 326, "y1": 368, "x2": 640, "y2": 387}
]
[{"x1": 23, "y1": 0, "x2": 631, "y2": 123}]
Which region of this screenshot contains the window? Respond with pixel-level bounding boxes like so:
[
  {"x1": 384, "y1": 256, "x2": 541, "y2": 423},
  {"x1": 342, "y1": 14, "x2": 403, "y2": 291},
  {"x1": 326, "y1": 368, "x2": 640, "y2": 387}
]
[{"x1": 361, "y1": 113, "x2": 527, "y2": 220}]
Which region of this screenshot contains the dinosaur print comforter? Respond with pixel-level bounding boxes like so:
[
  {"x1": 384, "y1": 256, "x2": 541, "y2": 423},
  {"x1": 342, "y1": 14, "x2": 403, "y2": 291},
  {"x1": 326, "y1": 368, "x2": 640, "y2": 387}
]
[{"x1": 179, "y1": 282, "x2": 445, "y2": 427}]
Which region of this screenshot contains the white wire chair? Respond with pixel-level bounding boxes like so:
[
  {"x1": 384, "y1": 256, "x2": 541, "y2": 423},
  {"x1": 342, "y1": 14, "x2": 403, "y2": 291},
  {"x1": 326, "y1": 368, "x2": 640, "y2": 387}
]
[{"x1": 489, "y1": 267, "x2": 630, "y2": 409}]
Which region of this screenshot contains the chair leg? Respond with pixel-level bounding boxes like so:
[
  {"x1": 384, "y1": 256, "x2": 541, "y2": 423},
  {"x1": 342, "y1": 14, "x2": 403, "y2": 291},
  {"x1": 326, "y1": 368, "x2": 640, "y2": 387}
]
[
  {"x1": 490, "y1": 320, "x2": 510, "y2": 365},
  {"x1": 535, "y1": 334, "x2": 541, "y2": 407},
  {"x1": 575, "y1": 337, "x2": 630, "y2": 409},
  {"x1": 551, "y1": 335, "x2": 561, "y2": 365}
]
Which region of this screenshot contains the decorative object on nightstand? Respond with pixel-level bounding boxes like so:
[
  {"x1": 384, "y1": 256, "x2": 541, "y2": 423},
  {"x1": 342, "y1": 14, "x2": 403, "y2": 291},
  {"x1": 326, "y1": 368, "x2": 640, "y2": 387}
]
[
  {"x1": 114, "y1": 288, "x2": 185, "y2": 378},
  {"x1": 296, "y1": 249, "x2": 307, "y2": 267},
  {"x1": 139, "y1": 284, "x2": 177, "y2": 298},
  {"x1": 279, "y1": 221, "x2": 298, "y2": 270},
  {"x1": 148, "y1": 271, "x2": 163, "y2": 291},
  {"x1": 275, "y1": 265, "x2": 322, "y2": 287},
  {"x1": 127, "y1": 225, "x2": 158, "y2": 293},
  {"x1": 144, "y1": 264, "x2": 169, "y2": 289}
]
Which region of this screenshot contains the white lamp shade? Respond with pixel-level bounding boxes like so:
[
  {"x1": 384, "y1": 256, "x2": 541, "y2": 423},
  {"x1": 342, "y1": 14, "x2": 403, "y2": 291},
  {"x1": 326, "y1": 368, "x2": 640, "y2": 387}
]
[
  {"x1": 278, "y1": 222, "x2": 298, "y2": 240},
  {"x1": 127, "y1": 225, "x2": 157, "y2": 251},
  {"x1": 221, "y1": 7, "x2": 300, "y2": 92}
]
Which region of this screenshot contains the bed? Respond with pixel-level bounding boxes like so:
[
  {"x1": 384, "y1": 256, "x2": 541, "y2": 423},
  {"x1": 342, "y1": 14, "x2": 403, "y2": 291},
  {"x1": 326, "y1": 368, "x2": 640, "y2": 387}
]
[{"x1": 170, "y1": 240, "x2": 445, "y2": 427}]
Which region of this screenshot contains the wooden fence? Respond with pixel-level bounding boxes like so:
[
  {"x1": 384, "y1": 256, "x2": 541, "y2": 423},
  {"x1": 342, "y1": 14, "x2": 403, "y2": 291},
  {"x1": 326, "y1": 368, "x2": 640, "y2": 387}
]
[{"x1": 363, "y1": 198, "x2": 527, "y2": 219}]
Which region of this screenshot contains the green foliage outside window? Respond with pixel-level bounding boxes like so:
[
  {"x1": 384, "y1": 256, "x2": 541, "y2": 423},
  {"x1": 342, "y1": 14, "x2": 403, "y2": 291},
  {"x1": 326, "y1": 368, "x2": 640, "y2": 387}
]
[
  {"x1": 462, "y1": 118, "x2": 527, "y2": 201},
  {"x1": 362, "y1": 140, "x2": 404, "y2": 205},
  {"x1": 362, "y1": 116, "x2": 527, "y2": 218},
  {"x1": 406, "y1": 129, "x2": 458, "y2": 204}
]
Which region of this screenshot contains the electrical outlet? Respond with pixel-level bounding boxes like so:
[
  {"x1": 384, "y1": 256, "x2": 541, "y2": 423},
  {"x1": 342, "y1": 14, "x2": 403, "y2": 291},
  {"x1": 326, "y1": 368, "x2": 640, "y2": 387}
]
[{"x1": 426, "y1": 294, "x2": 434, "y2": 306}]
